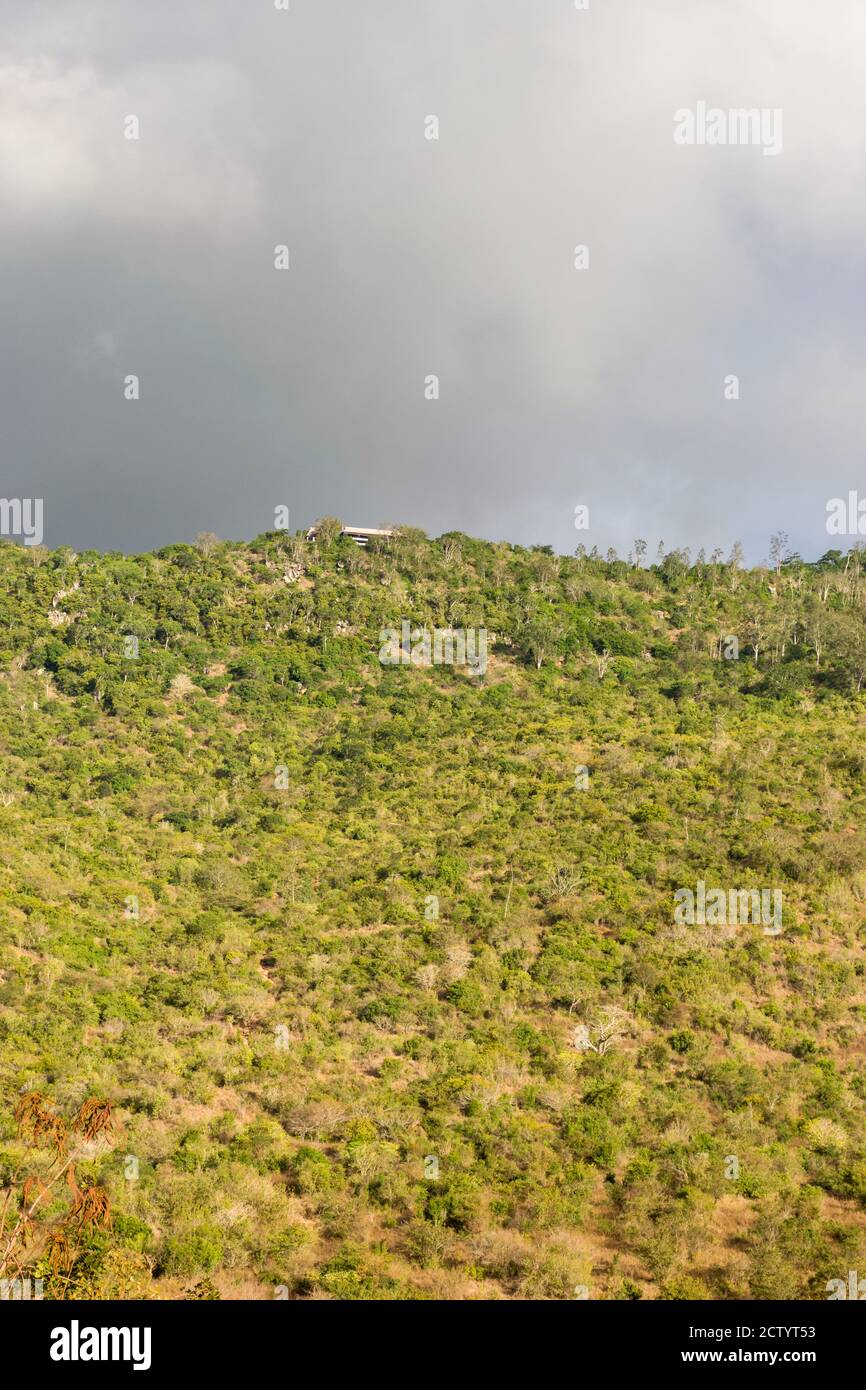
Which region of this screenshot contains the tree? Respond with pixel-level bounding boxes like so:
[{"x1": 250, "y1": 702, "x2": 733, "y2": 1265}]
[
  {"x1": 769, "y1": 531, "x2": 789, "y2": 578},
  {"x1": 570, "y1": 1006, "x2": 632, "y2": 1056},
  {"x1": 837, "y1": 613, "x2": 866, "y2": 691},
  {"x1": 745, "y1": 606, "x2": 768, "y2": 664},
  {"x1": 194, "y1": 532, "x2": 220, "y2": 557},
  {"x1": 310, "y1": 517, "x2": 343, "y2": 545},
  {"x1": 595, "y1": 648, "x2": 612, "y2": 680},
  {"x1": 1, "y1": 1095, "x2": 114, "y2": 1293},
  {"x1": 516, "y1": 607, "x2": 563, "y2": 669}
]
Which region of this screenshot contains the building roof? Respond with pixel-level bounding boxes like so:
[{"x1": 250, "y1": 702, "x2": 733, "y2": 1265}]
[{"x1": 305, "y1": 525, "x2": 393, "y2": 544}]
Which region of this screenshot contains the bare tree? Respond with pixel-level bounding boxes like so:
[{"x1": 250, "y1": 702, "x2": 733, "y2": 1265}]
[
  {"x1": 745, "y1": 609, "x2": 766, "y2": 665},
  {"x1": 769, "y1": 531, "x2": 789, "y2": 579},
  {"x1": 728, "y1": 541, "x2": 744, "y2": 592},
  {"x1": 194, "y1": 531, "x2": 220, "y2": 557},
  {"x1": 594, "y1": 648, "x2": 612, "y2": 680},
  {"x1": 804, "y1": 600, "x2": 825, "y2": 670},
  {"x1": 542, "y1": 866, "x2": 583, "y2": 903},
  {"x1": 571, "y1": 1005, "x2": 632, "y2": 1056}
]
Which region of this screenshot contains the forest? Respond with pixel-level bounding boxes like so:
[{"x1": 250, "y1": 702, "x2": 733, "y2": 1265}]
[{"x1": 1, "y1": 522, "x2": 865, "y2": 1300}]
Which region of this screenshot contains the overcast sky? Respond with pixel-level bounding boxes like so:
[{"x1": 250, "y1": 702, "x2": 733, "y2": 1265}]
[{"x1": 1, "y1": 0, "x2": 864, "y2": 560}]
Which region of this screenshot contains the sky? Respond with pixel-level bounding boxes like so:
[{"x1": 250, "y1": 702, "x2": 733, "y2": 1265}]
[{"x1": 1, "y1": 0, "x2": 864, "y2": 561}]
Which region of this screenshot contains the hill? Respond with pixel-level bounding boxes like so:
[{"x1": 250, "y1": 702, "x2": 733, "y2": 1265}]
[{"x1": 1, "y1": 524, "x2": 866, "y2": 1300}]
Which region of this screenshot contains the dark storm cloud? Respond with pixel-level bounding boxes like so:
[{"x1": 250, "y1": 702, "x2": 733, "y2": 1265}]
[{"x1": 1, "y1": 0, "x2": 864, "y2": 560}]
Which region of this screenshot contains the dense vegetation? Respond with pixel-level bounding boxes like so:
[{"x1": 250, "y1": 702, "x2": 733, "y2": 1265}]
[{"x1": 1, "y1": 523, "x2": 865, "y2": 1300}]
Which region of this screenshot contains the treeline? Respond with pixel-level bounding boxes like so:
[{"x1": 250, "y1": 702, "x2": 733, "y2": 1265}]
[{"x1": 1, "y1": 526, "x2": 865, "y2": 715}]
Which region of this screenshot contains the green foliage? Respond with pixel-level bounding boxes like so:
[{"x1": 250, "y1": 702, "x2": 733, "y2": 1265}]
[
  {"x1": 2, "y1": 529, "x2": 866, "y2": 1299},
  {"x1": 160, "y1": 1227, "x2": 224, "y2": 1278}
]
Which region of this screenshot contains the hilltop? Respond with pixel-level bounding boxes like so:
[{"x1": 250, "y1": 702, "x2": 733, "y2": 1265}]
[{"x1": 1, "y1": 523, "x2": 865, "y2": 1300}]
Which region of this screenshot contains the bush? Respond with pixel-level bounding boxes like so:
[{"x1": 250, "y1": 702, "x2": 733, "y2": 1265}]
[{"x1": 160, "y1": 1227, "x2": 224, "y2": 1278}]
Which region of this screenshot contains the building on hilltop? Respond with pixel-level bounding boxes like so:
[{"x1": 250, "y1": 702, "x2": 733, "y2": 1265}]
[{"x1": 305, "y1": 525, "x2": 393, "y2": 548}]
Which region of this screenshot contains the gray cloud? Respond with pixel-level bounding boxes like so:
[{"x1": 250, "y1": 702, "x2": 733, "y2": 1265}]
[{"x1": 1, "y1": 0, "x2": 864, "y2": 560}]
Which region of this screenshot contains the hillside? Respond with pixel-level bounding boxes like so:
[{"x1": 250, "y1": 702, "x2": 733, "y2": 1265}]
[{"x1": 1, "y1": 524, "x2": 866, "y2": 1300}]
